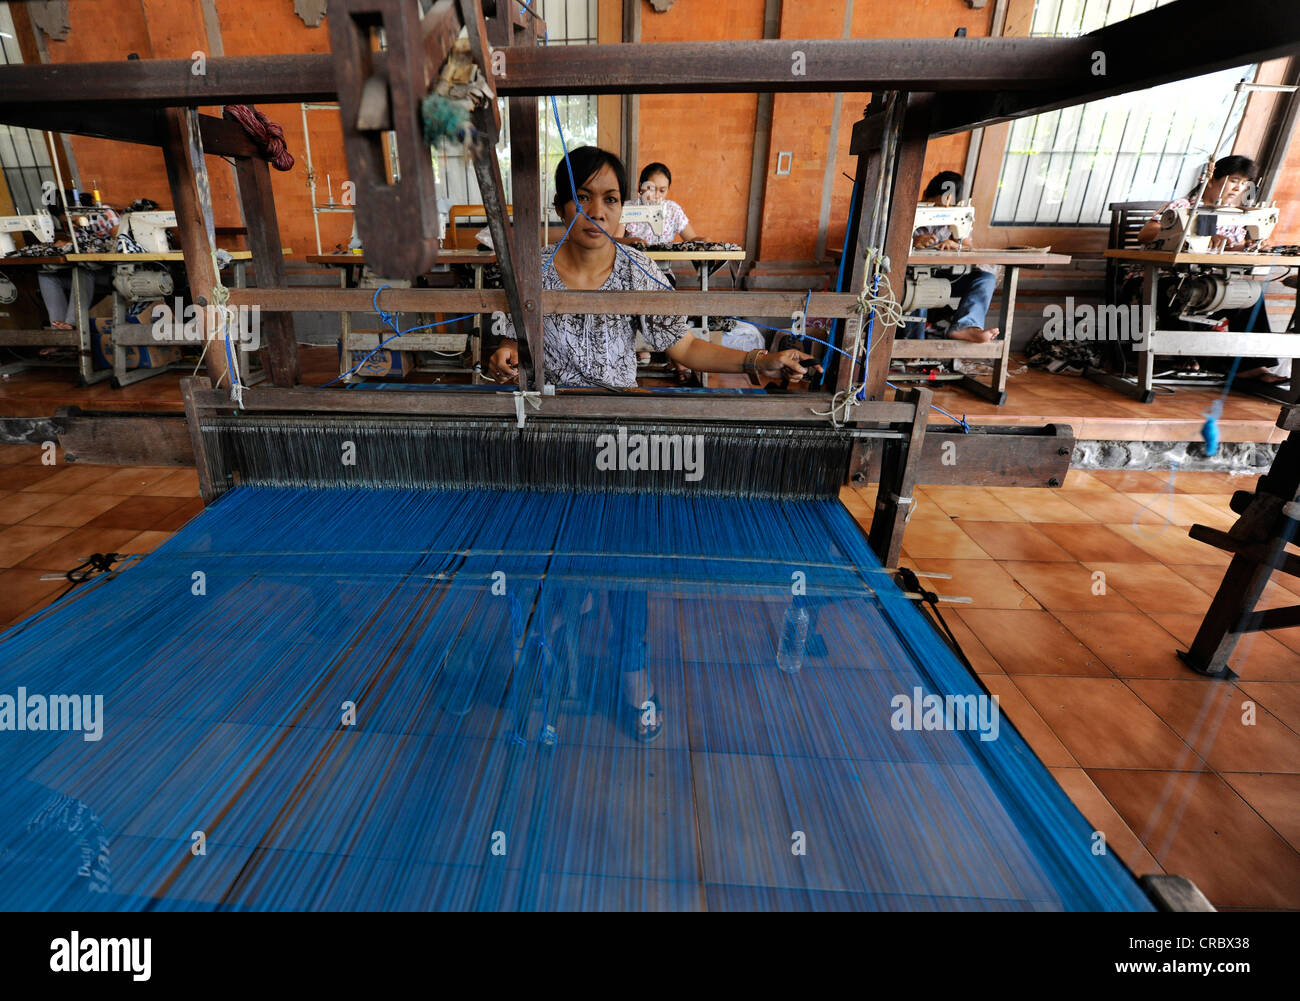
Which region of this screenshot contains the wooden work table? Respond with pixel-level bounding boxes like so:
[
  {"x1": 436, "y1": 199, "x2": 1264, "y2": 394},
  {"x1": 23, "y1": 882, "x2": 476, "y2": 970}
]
[
  {"x1": 0, "y1": 249, "x2": 257, "y2": 387},
  {"x1": 890, "y1": 249, "x2": 1072, "y2": 405},
  {"x1": 1090, "y1": 249, "x2": 1300, "y2": 403}
]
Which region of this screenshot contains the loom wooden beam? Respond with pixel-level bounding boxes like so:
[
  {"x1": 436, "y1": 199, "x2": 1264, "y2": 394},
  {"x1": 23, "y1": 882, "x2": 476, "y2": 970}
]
[
  {"x1": 466, "y1": 94, "x2": 536, "y2": 387},
  {"x1": 181, "y1": 378, "x2": 219, "y2": 504},
  {"x1": 327, "y1": 0, "x2": 460, "y2": 279},
  {"x1": 495, "y1": 38, "x2": 1091, "y2": 95},
  {"x1": 0, "y1": 0, "x2": 1289, "y2": 108},
  {"x1": 930, "y1": 0, "x2": 1300, "y2": 135},
  {"x1": 0, "y1": 106, "x2": 258, "y2": 157},
  {"x1": 0, "y1": 54, "x2": 336, "y2": 109},
  {"x1": 838, "y1": 92, "x2": 901, "y2": 396},
  {"x1": 161, "y1": 108, "x2": 230, "y2": 392},
  {"x1": 186, "y1": 384, "x2": 918, "y2": 425},
  {"x1": 868, "y1": 385, "x2": 932, "y2": 568},
  {"x1": 225, "y1": 287, "x2": 866, "y2": 317},
  {"x1": 233, "y1": 154, "x2": 301, "y2": 387},
  {"x1": 861, "y1": 93, "x2": 932, "y2": 402},
  {"x1": 505, "y1": 14, "x2": 545, "y2": 390}
]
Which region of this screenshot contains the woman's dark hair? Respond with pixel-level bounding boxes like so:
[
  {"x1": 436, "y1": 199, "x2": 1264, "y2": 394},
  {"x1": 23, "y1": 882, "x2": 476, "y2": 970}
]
[
  {"x1": 923, "y1": 171, "x2": 964, "y2": 201},
  {"x1": 639, "y1": 162, "x2": 672, "y2": 187},
  {"x1": 553, "y1": 146, "x2": 628, "y2": 215},
  {"x1": 1212, "y1": 154, "x2": 1259, "y2": 181},
  {"x1": 1187, "y1": 155, "x2": 1260, "y2": 197}
]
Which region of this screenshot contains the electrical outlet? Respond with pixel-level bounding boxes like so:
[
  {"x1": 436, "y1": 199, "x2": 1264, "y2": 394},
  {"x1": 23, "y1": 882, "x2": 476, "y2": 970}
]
[{"x1": 776, "y1": 152, "x2": 793, "y2": 176}]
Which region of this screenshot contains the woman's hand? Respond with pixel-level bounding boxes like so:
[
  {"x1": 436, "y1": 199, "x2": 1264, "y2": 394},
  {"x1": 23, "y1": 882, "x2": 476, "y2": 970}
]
[
  {"x1": 1209, "y1": 234, "x2": 1229, "y2": 252},
  {"x1": 935, "y1": 238, "x2": 962, "y2": 251},
  {"x1": 619, "y1": 235, "x2": 648, "y2": 249},
  {"x1": 913, "y1": 233, "x2": 939, "y2": 249},
  {"x1": 488, "y1": 339, "x2": 519, "y2": 382},
  {"x1": 759, "y1": 349, "x2": 820, "y2": 381}
]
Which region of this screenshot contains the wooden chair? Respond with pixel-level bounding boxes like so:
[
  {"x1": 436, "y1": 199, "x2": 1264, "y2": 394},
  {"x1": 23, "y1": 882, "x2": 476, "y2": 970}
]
[
  {"x1": 446, "y1": 204, "x2": 511, "y2": 250},
  {"x1": 1105, "y1": 200, "x2": 1164, "y2": 302}
]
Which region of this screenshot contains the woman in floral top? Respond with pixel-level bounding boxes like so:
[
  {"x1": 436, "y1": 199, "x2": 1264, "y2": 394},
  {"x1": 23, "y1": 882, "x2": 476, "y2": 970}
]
[
  {"x1": 617, "y1": 162, "x2": 699, "y2": 249},
  {"x1": 1138, "y1": 155, "x2": 1259, "y2": 251},
  {"x1": 488, "y1": 146, "x2": 812, "y2": 390}
]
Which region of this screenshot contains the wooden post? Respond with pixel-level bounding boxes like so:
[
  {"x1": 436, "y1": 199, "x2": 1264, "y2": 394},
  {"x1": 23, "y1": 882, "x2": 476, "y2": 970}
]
[
  {"x1": 869, "y1": 385, "x2": 932, "y2": 568},
  {"x1": 862, "y1": 93, "x2": 932, "y2": 402},
  {"x1": 180, "y1": 376, "x2": 220, "y2": 503},
  {"x1": 508, "y1": 34, "x2": 545, "y2": 388},
  {"x1": 161, "y1": 107, "x2": 230, "y2": 391},
  {"x1": 233, "y1": 152, "x2": 300, "y2": 386}
]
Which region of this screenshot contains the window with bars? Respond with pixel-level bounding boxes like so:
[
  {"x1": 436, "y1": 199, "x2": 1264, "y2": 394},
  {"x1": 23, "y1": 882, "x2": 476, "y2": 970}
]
[
  {"x1": 991, "y1": 0, "x2": 1252, "y2": 226},
  {"x1": 0, "y1": 3, "x2": 56, "y2": 215},
  {"x1": 432, "y1": 0, "x2": 598, "y2": 220}
]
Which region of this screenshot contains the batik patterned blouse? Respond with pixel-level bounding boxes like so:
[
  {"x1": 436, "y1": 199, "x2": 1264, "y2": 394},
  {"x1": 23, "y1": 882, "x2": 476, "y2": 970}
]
[{"x1": 498, "y1": 246, "x2": 685, "y2": 388}]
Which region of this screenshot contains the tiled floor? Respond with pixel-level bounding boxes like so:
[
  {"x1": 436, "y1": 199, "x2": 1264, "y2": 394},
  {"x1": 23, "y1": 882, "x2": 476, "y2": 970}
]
[{"x1": 852, "y1": 469, "x2": 1300, "y2": 911}]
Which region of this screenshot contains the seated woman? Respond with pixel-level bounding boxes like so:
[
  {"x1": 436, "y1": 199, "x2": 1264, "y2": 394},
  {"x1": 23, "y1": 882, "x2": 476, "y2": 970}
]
[
  {"x1": 488, "y1": 146, "x2": 813, "y2": 741},
  {"x1": 906, "y1": 171, "x2": 999, "y2": 344},
  {"x1": 36, "y1": 203, "x2": 121, "y2": 331},
  {"x1": 1134, "y1": 155, "x2": 1281, "y2": 382},
  {"x1": 617, "y1": 161, "x2": 699, "y2": 250},
  {"x1": 1137, "y1": 154, "x2": 1259, "y2": 251},
  {"x1": 489, "y1": 146, "x2": 811, "y2": 390}
]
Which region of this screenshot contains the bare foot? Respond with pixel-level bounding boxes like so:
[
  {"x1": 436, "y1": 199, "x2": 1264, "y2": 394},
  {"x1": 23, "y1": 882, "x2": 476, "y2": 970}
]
[
  {"x1": 1237, "y1": 367, "x2": 1289, "y2": 383},
  {"x1": 949, "y1": 326, "x2": 999, "y2": 343},
  {"x1": 51, "y1": 321, "x2": 74, "y2": 330}
]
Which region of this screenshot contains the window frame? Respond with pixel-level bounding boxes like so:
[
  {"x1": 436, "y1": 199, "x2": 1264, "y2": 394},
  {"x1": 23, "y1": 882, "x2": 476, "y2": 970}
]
[{"x1": 967, "y1": 0, "x2": 1282, "y2": 254}]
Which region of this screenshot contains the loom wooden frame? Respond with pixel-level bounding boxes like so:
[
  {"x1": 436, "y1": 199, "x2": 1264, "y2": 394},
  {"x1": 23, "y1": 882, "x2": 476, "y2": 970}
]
[{"x1": 1, "y1": 0, "x2": 1292, "y2": 571}]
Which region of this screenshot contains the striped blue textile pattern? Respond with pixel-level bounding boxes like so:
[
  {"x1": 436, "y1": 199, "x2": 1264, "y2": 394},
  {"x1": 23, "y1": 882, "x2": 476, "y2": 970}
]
[{"x1": 0, "y1": 487, "x2": 1152, "y2": 911}]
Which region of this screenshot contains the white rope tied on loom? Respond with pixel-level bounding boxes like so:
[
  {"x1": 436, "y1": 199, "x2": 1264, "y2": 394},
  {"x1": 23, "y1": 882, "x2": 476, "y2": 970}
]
[
  {"x1": 813, "y1": 248, "x2": 906, "y2": 428},
  {"x1": 209, "y1": 281, "x2": 245, "y2": 408}
]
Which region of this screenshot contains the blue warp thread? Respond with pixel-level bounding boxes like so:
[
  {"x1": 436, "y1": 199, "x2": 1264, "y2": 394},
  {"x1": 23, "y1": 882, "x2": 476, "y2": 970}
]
[{"x1": 0, "y1": 487, "x2": 1152, "y2": 911}]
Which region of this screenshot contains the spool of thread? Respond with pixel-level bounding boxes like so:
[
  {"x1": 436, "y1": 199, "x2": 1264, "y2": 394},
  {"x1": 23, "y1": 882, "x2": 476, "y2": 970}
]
[{"x1": 92, "y1": 188, "x2": 101, "y2": 206}]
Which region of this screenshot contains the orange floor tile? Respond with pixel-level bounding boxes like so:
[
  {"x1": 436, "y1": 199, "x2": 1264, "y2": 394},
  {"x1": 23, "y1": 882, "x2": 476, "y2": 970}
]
[{"x1": 849, "y1": 476, "x2": 1298, "y2": 911}]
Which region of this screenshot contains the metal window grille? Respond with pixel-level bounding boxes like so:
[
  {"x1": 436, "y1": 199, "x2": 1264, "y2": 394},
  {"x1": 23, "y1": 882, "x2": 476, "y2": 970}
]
[{"x1": 992, "y1": 0, "x2": 1252, "y2": 226}]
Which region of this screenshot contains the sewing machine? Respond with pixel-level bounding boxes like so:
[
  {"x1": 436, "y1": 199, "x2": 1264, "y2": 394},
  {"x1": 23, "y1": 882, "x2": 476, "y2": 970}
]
[
  {"x1": 1151, "y1": 204, "x2": 1279, "y2": 253},
  {"x1": 122, "y1": 210, "x2": 177, "y2": 253},
  {"x1": 621, "y1": 202, "x2": 666, "y2": 238},
  {"x1": 0, "y1": 211, "x2": 56, "y2": 254},
  {"x1": 912, "y1": 202, "x2": 975, "y2": 241}
]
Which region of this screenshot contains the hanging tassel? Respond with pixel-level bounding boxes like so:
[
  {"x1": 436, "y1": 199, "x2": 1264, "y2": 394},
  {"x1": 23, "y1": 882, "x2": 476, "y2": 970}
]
[{"x1": 1201, "y1": 397, "x2": 1224, "y2": 458}]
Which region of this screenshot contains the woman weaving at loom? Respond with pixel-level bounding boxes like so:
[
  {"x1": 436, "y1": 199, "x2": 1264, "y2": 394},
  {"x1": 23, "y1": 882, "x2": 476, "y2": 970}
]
[
  {"x1": 488, "y1": 146, "x2": 814, "y2": 389},
  {"x1": 488, "y1": 147, "x2": 814, "y2": 741}
]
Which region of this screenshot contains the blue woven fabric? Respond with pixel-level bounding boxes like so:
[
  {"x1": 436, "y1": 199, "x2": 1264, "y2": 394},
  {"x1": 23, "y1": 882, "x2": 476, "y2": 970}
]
[{"x1": 0, "y1": 487, "x2": 1152, "y2": 911}]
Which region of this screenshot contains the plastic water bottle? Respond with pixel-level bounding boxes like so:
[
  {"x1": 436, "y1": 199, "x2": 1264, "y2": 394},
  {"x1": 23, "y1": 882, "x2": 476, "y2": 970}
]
[{"x1": 777, "y1": 605, "x2": 810, "y2": 674}]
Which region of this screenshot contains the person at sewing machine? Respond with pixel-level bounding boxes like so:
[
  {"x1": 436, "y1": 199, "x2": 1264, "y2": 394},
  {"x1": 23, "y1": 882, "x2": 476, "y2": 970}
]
[
  {"x1": 1137, "y1": 155, "x2": 1260, "y2": 251},
  {"x1": 1133, "y1": 155, "x2": 1283, "y2": 382},
  {"x1": 488, "y1": 146, "x2": 814, "y2": 390},
  {"x1": 906, "y1": 171, "x2": 999, "y2": 344},
  {"x1": 35, "y1": 200, "x2": 121, "y2": 331},
  {"x1": 617, "y1": 162, "x2": 699, "y2": 250}
]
